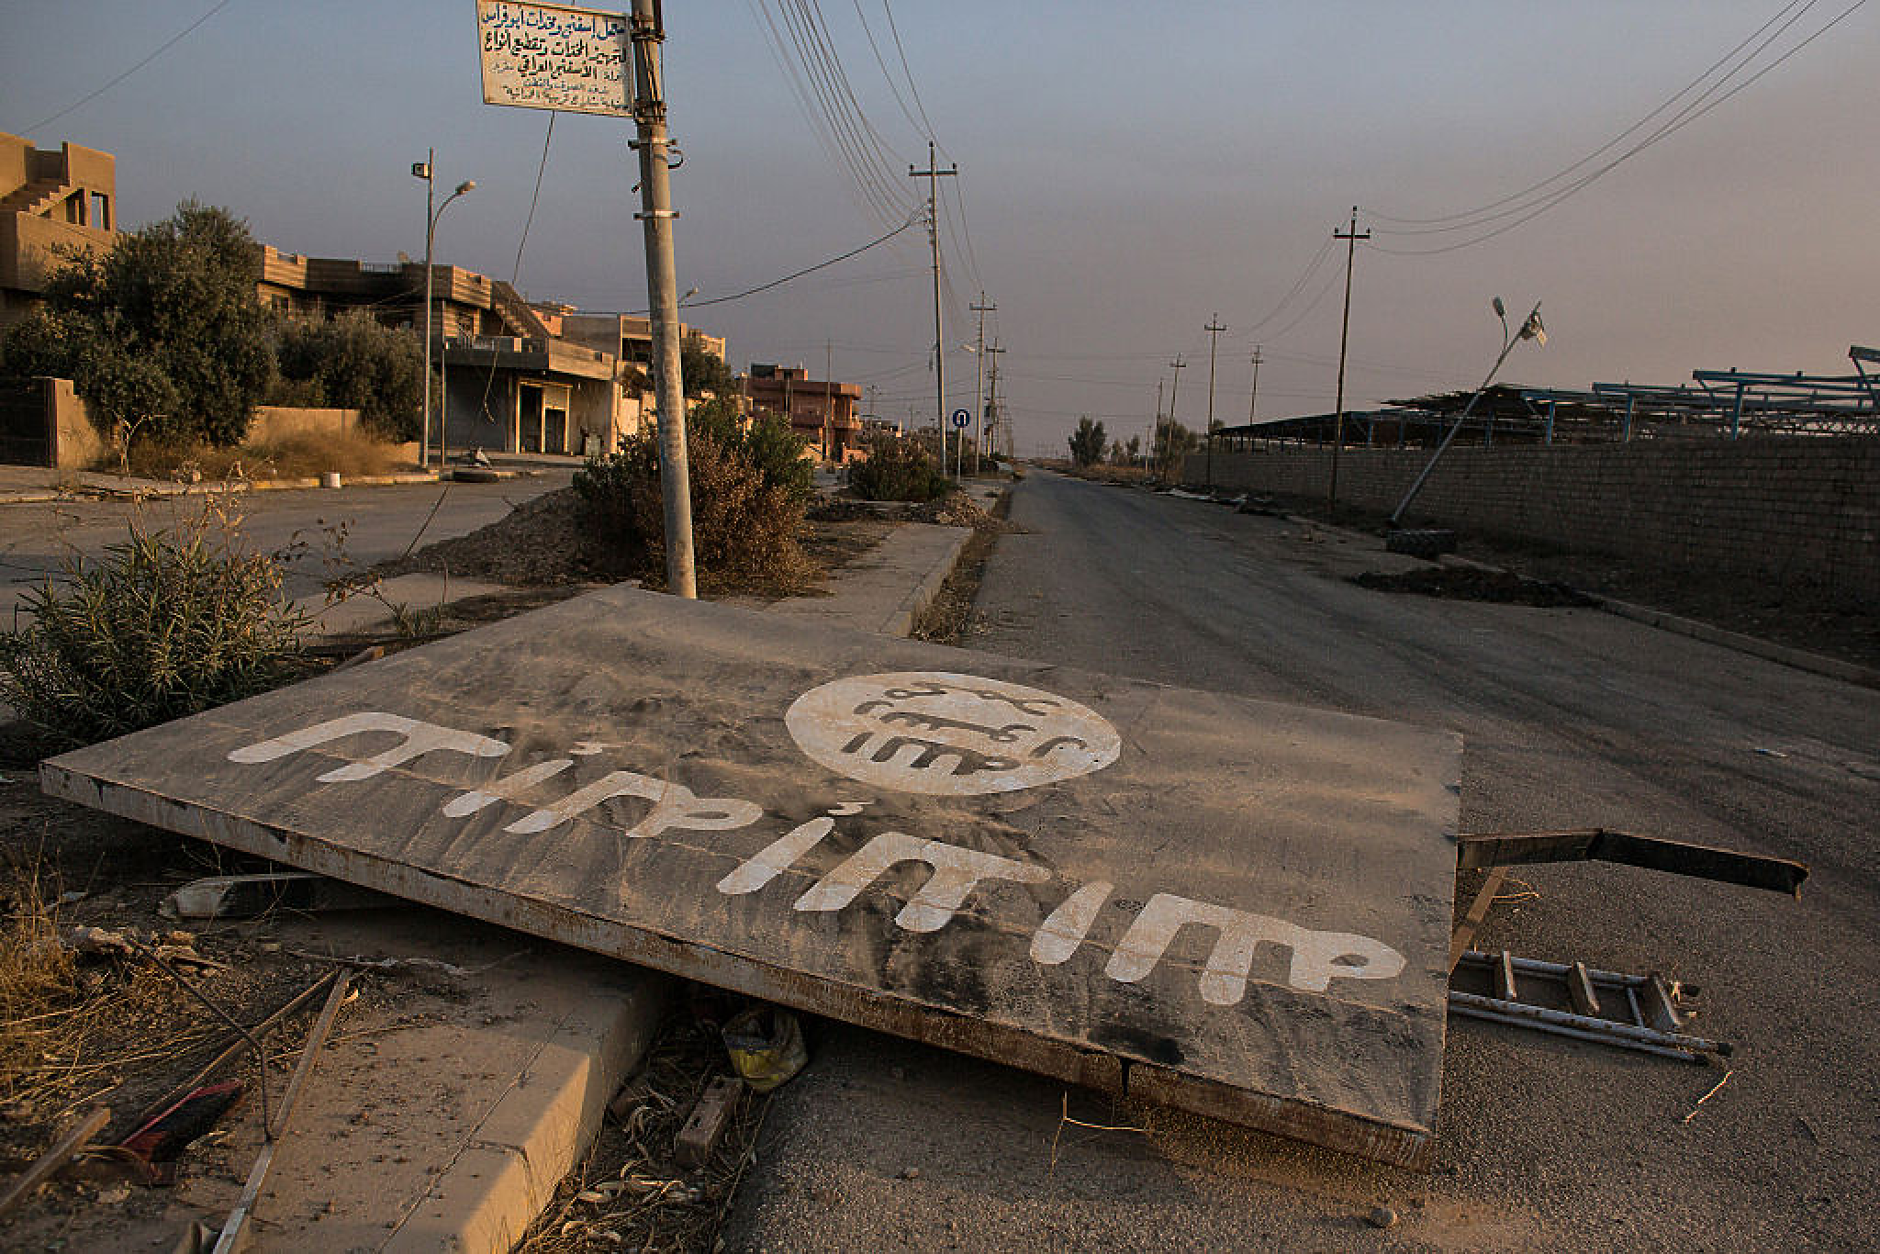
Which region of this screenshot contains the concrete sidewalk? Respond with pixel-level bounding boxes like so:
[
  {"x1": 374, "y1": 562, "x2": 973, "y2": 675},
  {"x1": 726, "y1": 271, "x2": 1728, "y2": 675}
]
[
  {"x1": 238, "y1": 505, "x2": 982, "y2": 1250},
  {"x1": 0, "y1": 464, "x2": 442, "y2": 505}
]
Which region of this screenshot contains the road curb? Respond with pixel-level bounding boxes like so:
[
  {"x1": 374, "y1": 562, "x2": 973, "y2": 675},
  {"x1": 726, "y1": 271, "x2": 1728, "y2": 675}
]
[
  {"x1": 1590, "y1": 594, "x2": 1880, "y2": 690},
  {"x1": 1263, "y1": 516, "x2": 1878, "y2": 692},
  {"x1": 0, "y1": 471, "x2": 442, "y2": 506},
  {"x1": 381, "y1": 973, "x2": 675, "y2": 1254}
]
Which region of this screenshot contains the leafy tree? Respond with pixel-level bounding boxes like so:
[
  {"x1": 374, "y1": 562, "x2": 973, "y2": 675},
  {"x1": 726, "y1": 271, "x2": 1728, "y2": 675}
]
[
  {"x1": 1067, "y1": 416, "x2": 1107, "y2": 467},
  {"x1": 681, "y1": 332, "x2": 735, "y2": 398},
  {"x1": 1153, "y1": 420, "x2": 1197, "y2": 477},
  {"x1": 273, "y1": 309, "x2": 424, "y2": 440},
  {"x1": 0, "y1": 201, "x2": 272, "y2": 446}
]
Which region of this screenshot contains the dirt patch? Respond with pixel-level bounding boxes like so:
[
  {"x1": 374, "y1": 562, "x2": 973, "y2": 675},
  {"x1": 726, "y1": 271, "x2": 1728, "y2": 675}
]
[
  {"x1": 374, "y1": 487, "x2": 894, "y2": 603},
  {"x1": 375, "y1": 487, "x2": 604, "y2": 586},
  {"x1": 1351, "y1": 565, "x2": 1599, "y2": 608},
  {"x1": 911, "y1": 493, "x2": 1016, "y2": 644},
  {"x1": 1264, "y1": 490, "x2": 1880, "y2": 673}
]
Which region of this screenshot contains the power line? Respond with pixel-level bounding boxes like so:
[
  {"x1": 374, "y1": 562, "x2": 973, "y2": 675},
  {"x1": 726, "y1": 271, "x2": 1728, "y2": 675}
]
[
  {"x1": 879, "y1": 0, "x2": 939, "y2": 142},
  {"x1": 591, "y1": 214, "x2": 920, "y2": 315},
  {"x1": 23, "y1": 0, "x2": 238, "y2": 135},
  {"x1": 1370, "y1": 0, "x2": 1866, "y2": 255},
  {"x1": 1370, "y1": 0, "x2": 1819, "y2": 230},
  {"x1": 511, "y1": 112, "x2": 556, "y2": 285}
]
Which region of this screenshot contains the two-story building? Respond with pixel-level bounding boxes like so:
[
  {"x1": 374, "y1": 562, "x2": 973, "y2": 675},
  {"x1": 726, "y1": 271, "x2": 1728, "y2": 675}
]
[
  {"x1": 0, "y1": 132, "x2": 117, "y2": 329},
  {"x1": 743, "y1": 364, "x2": 863, "y2": 463},
  {"x1": 257, "y1": 246, "x2": 627, "y2": 456}
]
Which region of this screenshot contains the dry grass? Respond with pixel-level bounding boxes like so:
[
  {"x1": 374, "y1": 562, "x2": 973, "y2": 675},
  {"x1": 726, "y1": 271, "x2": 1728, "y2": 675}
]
[
  {"x1": 516, "y1": 1010, "x2": 774, "y2": 1254},
  {"x1": 112, "y1": 427, "x2": 407, "y2": 483},
  {"x1": 0, "y1": 859, "x2": 81, "y2": 1107}
]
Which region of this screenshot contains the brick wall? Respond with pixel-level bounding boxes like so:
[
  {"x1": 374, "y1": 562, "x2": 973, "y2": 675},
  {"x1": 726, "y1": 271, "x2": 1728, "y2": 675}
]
[{"x1": 1187, "y1": 436, "x2": 1880, "y2": 605}]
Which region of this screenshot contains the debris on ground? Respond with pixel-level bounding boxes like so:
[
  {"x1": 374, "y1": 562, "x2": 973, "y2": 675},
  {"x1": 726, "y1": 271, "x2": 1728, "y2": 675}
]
[
  {"x1": 721, "y1": 1006, "x2": 807, "y2": 1093},
  {"x1": 162, "y1": 872, "x2": 392, "y2": 920},
  {"x1": 673, "y1": 1076, "x2": 745, "y2": 1169},
  {"x1": 1352, "y1": 565, "x2": 1599, "y2": 607},
  {"x1": 517, "y1": 1006, "x2": 775, "y2": 1252}
]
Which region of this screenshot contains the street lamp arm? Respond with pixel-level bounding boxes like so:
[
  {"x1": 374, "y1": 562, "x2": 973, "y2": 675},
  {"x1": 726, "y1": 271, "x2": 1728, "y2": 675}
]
[{"x1": 1388, "y1": 301, "x2": 1545, "y2": 528}]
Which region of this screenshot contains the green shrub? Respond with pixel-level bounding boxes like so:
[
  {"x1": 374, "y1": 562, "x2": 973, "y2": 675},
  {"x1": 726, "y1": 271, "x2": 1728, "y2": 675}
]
[
  {"x1": 688, "y1": 395, "x2": 814, "y2": 502},
  {"x1": 572, "y1": 418, "x2": 808, "y2": 587},
  {"x1": 849, "y1": 436, "x2": 953, "y2": 502},
  {"x1": 272, "y1": 309, "x2": 424, "y2": 441},
  {"x1": 0, "y1": 500, "x2": 306, "y2": 749}
]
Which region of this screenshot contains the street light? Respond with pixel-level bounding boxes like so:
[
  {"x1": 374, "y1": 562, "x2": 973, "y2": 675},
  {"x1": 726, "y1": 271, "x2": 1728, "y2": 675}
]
[
  {"x1": 414, "y1": 151, "x2": 474, "y2": 470},
  {"x1": 1389, "y1": 297, "x2": 1545, "y2": 527}
]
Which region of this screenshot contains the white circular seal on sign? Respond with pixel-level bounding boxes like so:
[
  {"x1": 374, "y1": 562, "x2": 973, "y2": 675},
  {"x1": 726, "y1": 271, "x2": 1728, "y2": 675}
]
[{"x1": 785, "y1": 671, "x2": 1121, "y2": 796}]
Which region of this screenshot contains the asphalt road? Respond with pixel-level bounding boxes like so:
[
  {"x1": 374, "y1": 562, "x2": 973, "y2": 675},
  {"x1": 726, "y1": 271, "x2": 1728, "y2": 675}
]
[
  {"x1": 0, "y1": 472, "x2": 571, "y2": 617},
  {"x1": 726, "y1": 471, "x2": 1880, "y2": 1252}
]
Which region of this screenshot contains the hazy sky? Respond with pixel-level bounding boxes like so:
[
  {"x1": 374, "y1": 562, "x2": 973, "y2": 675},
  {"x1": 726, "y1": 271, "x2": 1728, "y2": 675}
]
[{"x1": 4, "y1": 1, "x2": 1874, "y2": 454}]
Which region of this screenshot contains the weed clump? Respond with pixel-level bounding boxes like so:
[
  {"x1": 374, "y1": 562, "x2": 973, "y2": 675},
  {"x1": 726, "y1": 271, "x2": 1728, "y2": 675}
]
[
  {"x1": 573, "y1": 419, "x2": 811, "y2": 591},
  {"x1": 849, "y1": 436, "x2": 953, "y2": 502},
  {"x1": 0, "y1": 498, "x2": 307, "y2": 749}
]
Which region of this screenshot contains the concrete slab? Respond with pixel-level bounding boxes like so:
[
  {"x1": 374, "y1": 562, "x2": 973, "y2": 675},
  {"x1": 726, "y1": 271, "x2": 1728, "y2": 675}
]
[
  {"x1": 42, "y1": 586, "x2": 1461, "y2": 1167},
  {"x1": 231, "y1": 906, "x2": 671, "y2": 1253}
]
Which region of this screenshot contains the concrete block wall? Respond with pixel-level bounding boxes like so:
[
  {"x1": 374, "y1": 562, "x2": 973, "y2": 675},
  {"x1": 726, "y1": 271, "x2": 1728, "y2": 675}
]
[{"x1": 1188, "y1": 436, "x2": 1880, "y2": 605}]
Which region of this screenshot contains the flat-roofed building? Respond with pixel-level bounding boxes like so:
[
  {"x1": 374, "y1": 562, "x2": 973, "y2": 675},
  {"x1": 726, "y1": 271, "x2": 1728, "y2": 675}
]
[
  {"x1": 0, "y1": 132, "x2": 117, "y2": 328},
  {"x1": 744, "y1": 363, "x2": 863, "y2": 463}
]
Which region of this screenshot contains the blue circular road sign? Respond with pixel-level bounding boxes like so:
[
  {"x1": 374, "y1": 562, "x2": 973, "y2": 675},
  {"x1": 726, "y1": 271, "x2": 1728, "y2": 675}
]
[{"x1": 950, "y1": 408, "x2": 971, "y2": 428}]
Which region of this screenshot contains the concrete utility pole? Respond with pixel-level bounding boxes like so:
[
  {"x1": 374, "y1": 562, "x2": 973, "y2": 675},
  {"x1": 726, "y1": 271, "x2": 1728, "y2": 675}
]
[
  {"x1": 825, "y1": 339, "x2": 835, "y2": 462},
  {"x1": 1248, "y1": 345, "x2": 1263, "y2": 424},
  {"x1": 908, "y1": 143, "x2": 957, "y2": 469},
  {"x1": 1329, "y1": 206, "x2": 1370, "y2": 509},
  {"x1": 971, "y1": 293, "x2": 994, "y2": 477},
  {"x1": 1163, "y1": 356, "x2": 1186, "y2": 478},
  {"x1": 1151, "y1": 377, "x2": 1164, "y2": 470},
  {"x1": 629, "y1": 0, "x2": 696, "y2": 598},
  {"x1": 1204, "y1": 313, "x2": 1226, "y2": 488},
  {"x1": 983, "y1": 340, "x2": 1004, "y2": 471}
]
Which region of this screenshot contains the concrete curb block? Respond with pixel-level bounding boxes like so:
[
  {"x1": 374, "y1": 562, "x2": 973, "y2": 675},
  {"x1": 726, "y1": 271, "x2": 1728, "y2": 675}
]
[
  {"x1": 1591, "y1": 595, "x2": 1880, "y2": 691},
  {"x1": 1430, "y1": 552, "x2": 1880, "y2": 690},
  {"x1": 0, "y1": 471, "x2": 441, "y2": 506},
  {"x1": 880, "y1": 528, "x2": 972, "y2": 637},
  {"x1": 381, "y1": 972, "x2": 675, "y2": 1253}
]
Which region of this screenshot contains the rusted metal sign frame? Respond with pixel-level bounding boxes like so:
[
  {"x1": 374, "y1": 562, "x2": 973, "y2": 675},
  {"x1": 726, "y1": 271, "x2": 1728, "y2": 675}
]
[
  {"x1": 1456, "y1": 829, "x2": 1808, "y2": 897},
  {"x1": 42, "y1": 588, "x2": 1461, "y2": 1169}
]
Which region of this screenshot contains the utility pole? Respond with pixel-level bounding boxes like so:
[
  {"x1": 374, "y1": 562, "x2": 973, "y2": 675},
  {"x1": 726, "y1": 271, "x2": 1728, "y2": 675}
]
[
  {"x1": 1151, "y1": 377, "x2": 1164, "y2": 470},
  {"x1": 1248, "y1": 346, "x2": 1263, "y2": 424},
  {"x1": 1163, "y1": 356, "x2": 1186, "y2": 479},
  {"x1": 1330, "y1": 206, "x2": 1370, "y2": 509},
  {"x1": 971, "y1": 293, "x2": 994, "y2": 476},
  {"x1": 825, "y1": 339, "x2": 835, "y2": 462},
  {"x1": 983, "y1": 340, "x2": 1004, "y2": 471},
  {"x1": 629, "y1": 0, "x2": 695, "y2": 597},
  {"x1": 909, "y1": 142, "x2": 957, "y2": 469},
  {"x1": 1204, "y1": 313, "x2": 1226, "y2": 488}
]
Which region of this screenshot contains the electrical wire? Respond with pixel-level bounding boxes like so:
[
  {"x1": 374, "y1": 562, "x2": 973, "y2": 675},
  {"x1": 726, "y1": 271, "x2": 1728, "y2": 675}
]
[
  {"x1": 1371, "y1": 0, "x2": 1866, "y2": 255},
  {"x1": 850, "y1": 0, "x2": 928, "y2": 138},
  {"x1": 1240, "y1": 234, "x2": 1339, "y2": 338},
  {"x1": 22, "y1": 0, "x2": 237, "y2": 135},
  {"x1": 879, "y1": 0, "x2": 939, "y2": 143},
  {"x1": 1370, "y1": 0, "x2": 1817, "y2": 229},
  {"x1": 585, "y1": 213, "x2": 921, "y2": 314},
  {"x1": 512, "y1": 112, "x2": 556, "y2": 285}
]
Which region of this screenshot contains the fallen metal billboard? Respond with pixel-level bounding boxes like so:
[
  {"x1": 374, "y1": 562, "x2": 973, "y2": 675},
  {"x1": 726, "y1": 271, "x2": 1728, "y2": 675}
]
[{"x1": 42, "y1": 587, "x2": 1460, "y2": 1167}]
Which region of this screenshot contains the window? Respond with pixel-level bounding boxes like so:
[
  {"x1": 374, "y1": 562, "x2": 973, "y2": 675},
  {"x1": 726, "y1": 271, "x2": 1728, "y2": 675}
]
[{"x1": 89, "y1": 192, "x2": 111, "y2": 231}]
